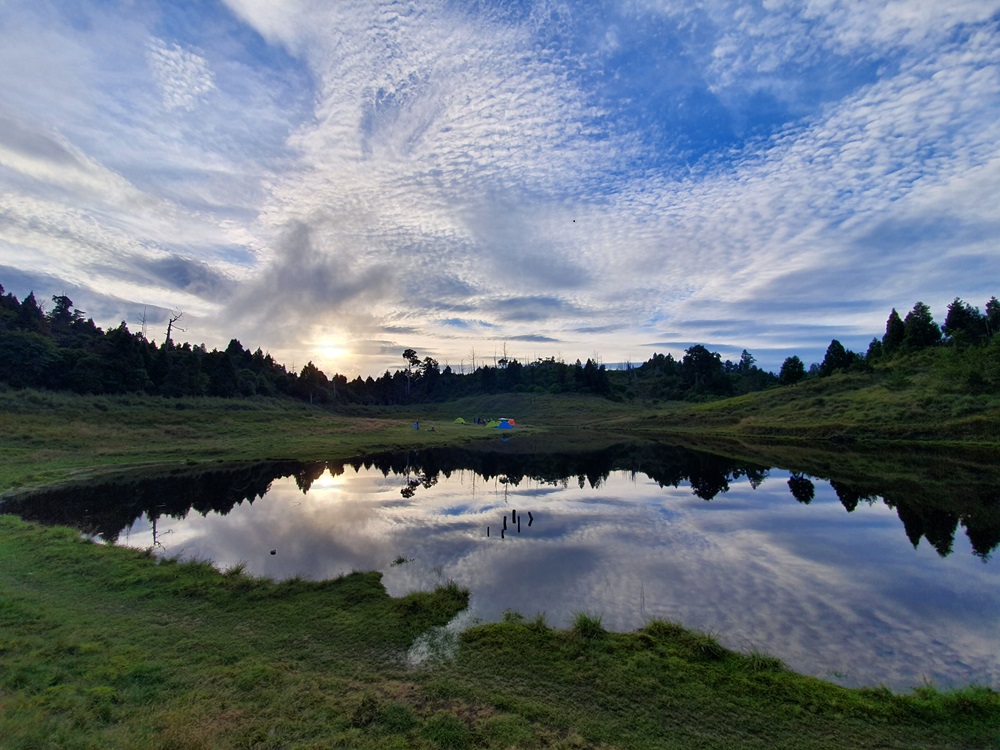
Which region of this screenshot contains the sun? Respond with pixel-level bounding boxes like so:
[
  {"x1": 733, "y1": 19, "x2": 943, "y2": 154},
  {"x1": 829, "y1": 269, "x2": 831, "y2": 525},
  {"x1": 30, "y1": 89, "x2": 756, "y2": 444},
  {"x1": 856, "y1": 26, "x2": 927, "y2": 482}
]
[
  {"x1": 318, "y1": 341, "x2": 346, "y2": 361},
  {"x1": 311, "y1": 337, "x2": 350, "y2": 371}
]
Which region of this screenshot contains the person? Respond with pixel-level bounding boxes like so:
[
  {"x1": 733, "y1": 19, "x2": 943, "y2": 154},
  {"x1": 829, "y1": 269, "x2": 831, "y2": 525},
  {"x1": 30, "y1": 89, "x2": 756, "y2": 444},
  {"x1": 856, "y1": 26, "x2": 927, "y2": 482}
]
[{"x1": 413, "y1": 421, "x2": 419, "y2": 430}]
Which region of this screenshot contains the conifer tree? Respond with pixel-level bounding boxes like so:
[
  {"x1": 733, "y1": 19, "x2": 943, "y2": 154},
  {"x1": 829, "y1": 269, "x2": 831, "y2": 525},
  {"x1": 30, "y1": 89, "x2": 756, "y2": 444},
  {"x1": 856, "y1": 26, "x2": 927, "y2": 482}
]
[
  {"x1": 902, "y1": 301, "x2": 941, "y2": 350},
  {"x1": 882, "y1": 308, "x2": 905, "y2": 353}
]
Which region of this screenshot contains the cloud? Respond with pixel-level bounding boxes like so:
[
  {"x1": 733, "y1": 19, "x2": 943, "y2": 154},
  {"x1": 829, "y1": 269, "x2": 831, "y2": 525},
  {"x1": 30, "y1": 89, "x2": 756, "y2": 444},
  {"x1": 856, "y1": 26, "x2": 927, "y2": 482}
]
[
  {"x1": 508, "y1": 333, "x2": 561, "y2": 343},
  {"x1": 1, "y1": 0, "x2": 999, "y2": 375},
  {"x1": 147, "y1": 38, "x2": 216, "y2": 111},
  {"x1": 223, "y1": 218, "x2": 395, "y2": 343}
]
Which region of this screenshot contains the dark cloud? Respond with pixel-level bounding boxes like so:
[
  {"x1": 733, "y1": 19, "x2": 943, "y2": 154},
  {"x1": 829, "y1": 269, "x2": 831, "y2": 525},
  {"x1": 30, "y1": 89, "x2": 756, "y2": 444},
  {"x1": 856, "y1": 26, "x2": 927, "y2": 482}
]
[
  {"x1": 407, "y1": 302, "x2": 479, "y2": 315},
  {"x1": 642, "y1": 340, "x2": 743, "y2": 353},
  {"x1": 91, "y1": 254, "x2": 235, "y2": 300},
  {"x1": 856, "y1": 213, "x2": 1000, "y2": 255},
  {"x1": 439, "y1": 318, "x2": 496, "y2": 329},
  {"x1": 141, "y1": 255, "x2": 235, "y2": 297},
  {"x1": 678, "y1": 319, "x2": 758, "y2": 335},
  {"x1": 412, "y1": 274, "x2": 480, "y2": 301},
  {"x1": 487, "y1": 295, "x2": 584, "y2": 323},
  {"x1": 573, "y1": 324, "x2": 624, "y2": 334},
  {"x1": 0, "y1": 114, "x2": 81, "y2": 167},
  {"x1": 508, "y1": 333, "x2": 560, "y2": 343},
  {"x1": 0, "y1": 263, "x2": 170, "y2": 331},
  {"x1": 223, "y1": 219, "x2": 395, "y2": 338}
]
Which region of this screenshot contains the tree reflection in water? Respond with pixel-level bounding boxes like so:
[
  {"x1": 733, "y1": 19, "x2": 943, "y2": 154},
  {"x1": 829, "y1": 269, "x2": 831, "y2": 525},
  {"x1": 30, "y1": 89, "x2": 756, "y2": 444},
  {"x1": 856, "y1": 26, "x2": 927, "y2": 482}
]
[{"x1": 2, "y1": 442, "x2": 998, "y2": 560}]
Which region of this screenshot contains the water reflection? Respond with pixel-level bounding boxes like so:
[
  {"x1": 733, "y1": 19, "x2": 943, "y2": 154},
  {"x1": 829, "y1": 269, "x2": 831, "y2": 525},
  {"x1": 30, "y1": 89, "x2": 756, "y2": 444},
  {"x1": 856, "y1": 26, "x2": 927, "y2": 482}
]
[{"x1": 2, "y1": 442, "x2": 998, "y2": 690}]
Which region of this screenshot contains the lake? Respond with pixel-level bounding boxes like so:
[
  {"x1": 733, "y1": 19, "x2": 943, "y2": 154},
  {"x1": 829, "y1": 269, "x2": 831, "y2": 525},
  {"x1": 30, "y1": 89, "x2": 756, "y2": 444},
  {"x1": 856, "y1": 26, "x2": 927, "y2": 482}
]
[{"x1": 4, "y1": 440, "x2": 998, "y2": 691}]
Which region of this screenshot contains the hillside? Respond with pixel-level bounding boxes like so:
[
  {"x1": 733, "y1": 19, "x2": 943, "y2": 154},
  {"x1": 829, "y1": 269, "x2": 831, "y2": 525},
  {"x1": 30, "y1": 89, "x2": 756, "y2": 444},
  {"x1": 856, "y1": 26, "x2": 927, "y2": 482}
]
[{"x1": 626, "y1": 346, "x2": 1000, "y2": 444}]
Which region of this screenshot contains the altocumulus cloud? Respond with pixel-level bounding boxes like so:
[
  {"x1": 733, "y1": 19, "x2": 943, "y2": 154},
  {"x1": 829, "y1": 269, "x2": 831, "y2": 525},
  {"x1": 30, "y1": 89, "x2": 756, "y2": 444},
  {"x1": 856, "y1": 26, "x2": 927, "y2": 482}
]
[
  {"x1": 147, "y1": 38, "x2": 216, "y2": 112},
  {"x1": 0, "y1": 0, "x2": 998, "y2": 375}
]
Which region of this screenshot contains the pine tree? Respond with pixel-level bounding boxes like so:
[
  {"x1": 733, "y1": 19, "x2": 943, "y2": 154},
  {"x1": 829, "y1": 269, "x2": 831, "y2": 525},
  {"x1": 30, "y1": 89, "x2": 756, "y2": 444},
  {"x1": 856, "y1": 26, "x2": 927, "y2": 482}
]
[
  {"x1": 902, "y1": 301, "x2": 941, "y2": 350},
  {"x1": 882, "y1": 308, "x2": 905, "y2": 353},
  {"x1": 942, "y1": 298, "x2": 986, "y2": 345}
]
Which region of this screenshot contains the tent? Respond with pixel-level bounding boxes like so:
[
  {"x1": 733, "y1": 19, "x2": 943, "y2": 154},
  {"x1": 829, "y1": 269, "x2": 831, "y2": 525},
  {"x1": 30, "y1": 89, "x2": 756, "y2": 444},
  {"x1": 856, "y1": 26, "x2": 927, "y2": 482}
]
[
  {"x1": 453, "y1": 417, "x2": 467, "y2": 424},
  {"x1": 497, "y1": 418, "x2": 515, "y2": 429}
]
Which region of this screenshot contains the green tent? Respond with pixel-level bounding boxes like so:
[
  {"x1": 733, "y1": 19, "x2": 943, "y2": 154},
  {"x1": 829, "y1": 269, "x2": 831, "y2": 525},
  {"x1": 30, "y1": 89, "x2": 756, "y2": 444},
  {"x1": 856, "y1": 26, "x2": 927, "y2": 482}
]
[
  {"x1": 453, "y1": 417, "x2": 467, "y2": 424},
  {"x1": 485, "y1": 420, "x2": 501, "y2": 428}
]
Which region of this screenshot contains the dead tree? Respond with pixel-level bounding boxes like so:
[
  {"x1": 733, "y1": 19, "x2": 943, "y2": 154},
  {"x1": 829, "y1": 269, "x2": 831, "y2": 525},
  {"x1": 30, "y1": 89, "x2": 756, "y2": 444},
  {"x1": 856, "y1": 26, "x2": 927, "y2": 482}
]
[{"x1": 164, "y1": 309, "x2": 185, "y2": 346}]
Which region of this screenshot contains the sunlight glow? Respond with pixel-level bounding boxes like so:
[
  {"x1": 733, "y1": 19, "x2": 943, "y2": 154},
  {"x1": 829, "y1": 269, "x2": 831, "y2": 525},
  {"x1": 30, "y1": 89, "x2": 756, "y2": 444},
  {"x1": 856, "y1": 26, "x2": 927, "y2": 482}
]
[
  {"x1": 310, "y1": 337, "x2": 351, "y2": 372},
  {"x1": 309, "y1": 469, "x2": 343, "y2": 490}
]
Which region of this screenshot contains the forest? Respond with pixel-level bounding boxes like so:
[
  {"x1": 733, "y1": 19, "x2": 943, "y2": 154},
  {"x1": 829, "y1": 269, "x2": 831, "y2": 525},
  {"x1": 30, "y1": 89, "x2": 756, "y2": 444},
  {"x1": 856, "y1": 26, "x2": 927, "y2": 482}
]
[{"x1": 1, "y1": 281, "x2": 997, "y2": 406}]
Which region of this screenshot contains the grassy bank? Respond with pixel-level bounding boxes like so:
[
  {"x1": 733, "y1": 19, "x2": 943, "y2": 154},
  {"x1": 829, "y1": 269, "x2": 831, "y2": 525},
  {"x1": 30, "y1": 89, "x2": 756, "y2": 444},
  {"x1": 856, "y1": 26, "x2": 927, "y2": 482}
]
[
  {"x1": 627, "y1": 349, "x2": 1000, "y2": 444},
  {"x1": 3, "y1": 363, "x2": 998, "y2": 496},
  {"x1": 0, "y1": 389, "x2": 496, "y2": 493},
  {"x1": 1, "y1": 515, "x2": 996, "y2": 749},
  {"x1": 0, "y1": 388, "x2": 657, "y2": 494},
  {"x1": 2, "y1": 387, "x2": 998, "y2": 747}
]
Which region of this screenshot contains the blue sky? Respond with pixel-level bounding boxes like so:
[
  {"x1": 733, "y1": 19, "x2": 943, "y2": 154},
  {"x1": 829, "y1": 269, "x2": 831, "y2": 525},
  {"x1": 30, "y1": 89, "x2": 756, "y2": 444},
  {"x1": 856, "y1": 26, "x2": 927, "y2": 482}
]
[{"x1": 2, "y1": 0, "x2": 998, "y2": 376}]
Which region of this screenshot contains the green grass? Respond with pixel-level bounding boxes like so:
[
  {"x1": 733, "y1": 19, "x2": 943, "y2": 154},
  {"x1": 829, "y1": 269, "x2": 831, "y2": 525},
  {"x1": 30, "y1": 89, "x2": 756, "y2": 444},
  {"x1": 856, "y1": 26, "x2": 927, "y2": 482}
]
[
  {"x1": 0, "y1": 388, "x2": 498, "y2": 493},
  {"x1": 571, "y1": 612, "x2": 606, "y2": 640},
  {"x1": 2, "y1": 352, "x2": 997, "y2": 494},
  {"x1": 1, "y1": 516, "x2": 996, "y2": 749},
  {"x1": 625, "y1": 348, "x2": 1000, "y2": 444},
  {"x1": 1, "y1": 383, "x2": 999, "y2": 747}
]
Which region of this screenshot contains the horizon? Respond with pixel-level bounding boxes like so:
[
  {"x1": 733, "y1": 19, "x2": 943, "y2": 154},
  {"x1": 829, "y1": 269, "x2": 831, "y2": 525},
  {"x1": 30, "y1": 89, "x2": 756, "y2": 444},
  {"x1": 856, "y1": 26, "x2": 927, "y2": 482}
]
[{"x1": 2, "y1": 1, "x2": 998, "y2": 378}]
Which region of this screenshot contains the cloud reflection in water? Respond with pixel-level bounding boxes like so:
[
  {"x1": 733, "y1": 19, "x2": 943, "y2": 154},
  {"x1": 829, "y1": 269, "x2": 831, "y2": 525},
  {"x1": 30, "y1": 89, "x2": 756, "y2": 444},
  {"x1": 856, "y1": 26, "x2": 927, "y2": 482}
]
[{"x1": 6, "y1": 448, "x2": 997, "y2": 692}]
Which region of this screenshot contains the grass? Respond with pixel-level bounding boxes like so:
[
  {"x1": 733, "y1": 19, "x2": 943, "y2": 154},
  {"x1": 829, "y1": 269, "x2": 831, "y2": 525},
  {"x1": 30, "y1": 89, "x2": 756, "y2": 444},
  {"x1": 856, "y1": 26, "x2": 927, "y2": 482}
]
[
  {"x1": 2, "y1": 359, "x2": 997, "y2": 494},
  {"x1": 0, "y1": 515, "x2": 472, "y2": 749},
  {"x1": 1, "y1": 520, "x2": 996, "y2": 749},
  {"x1": 571, "y1": 612, "x2": 606, "y2": 640},
  {"x1": 625, "y1": 349, "x2": 1000, "y2": 444},
  {"x1": 1, "y1": 384, "x2": 999, "y2": 747},
  {"x1": 0, "y1": 388, "x2": 496, "y2": 493}
]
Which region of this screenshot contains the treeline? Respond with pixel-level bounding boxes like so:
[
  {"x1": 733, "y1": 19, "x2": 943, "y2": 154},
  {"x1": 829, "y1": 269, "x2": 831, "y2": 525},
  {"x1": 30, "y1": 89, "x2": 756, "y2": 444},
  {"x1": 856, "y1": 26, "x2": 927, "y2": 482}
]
[
  {"x1": 1, "y1": 281, "x2": 997, "y2": 404},
  {"x1": 789, "y1": 297, "x2": 1000, "y2": 387},
  {"x1": 0, "y1": 285, "x2": 619, "y2": 404}
]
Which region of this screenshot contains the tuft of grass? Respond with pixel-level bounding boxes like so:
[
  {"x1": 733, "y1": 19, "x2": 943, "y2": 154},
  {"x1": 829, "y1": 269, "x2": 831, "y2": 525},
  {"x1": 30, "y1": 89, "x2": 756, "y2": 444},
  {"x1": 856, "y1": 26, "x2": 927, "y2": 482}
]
[
  {"x1": 501, "y1": 609, "x2": 526, "y2": 624},
  {"x1": 742, "y1": 646, "x2": 786, "y2": 673},
  {"x1": 528, "y1": 612, "x2": 549, "y2": 633},
  {"x1": 571, "y1": 612, "x2": 605, "y2": 640},
  {"x1": 222, "y1": 560, "x2": 248, "y2": 577},
  {"x1": 421, "y1": 712, "x2": 471, "y2": 749},
  {"x1": 377, "y1": 700, "x2": 418, "y2": 734},
  {"x1": 349, "y1": 693, "x2": 380, "y2": 728}
]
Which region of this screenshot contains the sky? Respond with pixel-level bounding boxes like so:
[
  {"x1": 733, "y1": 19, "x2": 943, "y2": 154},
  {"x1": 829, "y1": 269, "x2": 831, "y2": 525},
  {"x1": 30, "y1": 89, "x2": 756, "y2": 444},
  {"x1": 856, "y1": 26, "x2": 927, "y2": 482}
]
[{"x1": 1, "y1": 0, "x2": 999, "y2": 378}]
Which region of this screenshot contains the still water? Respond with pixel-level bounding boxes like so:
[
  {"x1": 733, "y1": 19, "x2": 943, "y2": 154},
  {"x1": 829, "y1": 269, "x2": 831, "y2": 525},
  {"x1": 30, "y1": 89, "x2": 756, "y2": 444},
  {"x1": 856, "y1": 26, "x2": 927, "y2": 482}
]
[{"x1": 5, "y1": 442, "x2": 998, "y2": 691}]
